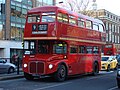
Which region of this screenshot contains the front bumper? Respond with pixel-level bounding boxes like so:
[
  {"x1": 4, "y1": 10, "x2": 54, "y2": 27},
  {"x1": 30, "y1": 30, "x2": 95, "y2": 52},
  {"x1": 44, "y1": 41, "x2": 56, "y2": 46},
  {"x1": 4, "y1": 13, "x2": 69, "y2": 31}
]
[{"x1": 101, "y1": 65, "x2": 107, "y2": 70}]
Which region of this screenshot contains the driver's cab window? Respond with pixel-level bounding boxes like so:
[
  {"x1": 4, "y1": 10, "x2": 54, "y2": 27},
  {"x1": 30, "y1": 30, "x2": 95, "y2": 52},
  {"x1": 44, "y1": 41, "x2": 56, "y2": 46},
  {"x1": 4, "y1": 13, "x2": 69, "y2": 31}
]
[
  {"x1": 38, "y1": 41, "x2": 49, "y2": 54},
  {"x1": 27, "y1": 14, "x2": 40, "y2": 23},
  {"x1": 24, "y1": 40, "x2": 36, "y2": 54}
]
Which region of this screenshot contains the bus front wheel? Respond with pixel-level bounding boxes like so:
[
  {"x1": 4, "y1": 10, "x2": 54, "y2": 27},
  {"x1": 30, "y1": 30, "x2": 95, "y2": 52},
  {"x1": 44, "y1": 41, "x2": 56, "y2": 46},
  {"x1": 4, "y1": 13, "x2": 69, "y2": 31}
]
[
  {"x1": 54, "y1": 65, "x2": 67, "y2": 82},
  {"x1": 24, "y1": 72, "x2": 34, "y2": 80}
]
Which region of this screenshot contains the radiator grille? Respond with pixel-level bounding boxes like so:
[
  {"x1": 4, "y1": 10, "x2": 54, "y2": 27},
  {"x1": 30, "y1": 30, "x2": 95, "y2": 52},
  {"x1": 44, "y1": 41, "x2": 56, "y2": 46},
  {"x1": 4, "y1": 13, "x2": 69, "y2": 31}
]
[{"x1": 29, "y1": 61, "x2": 44, "y2": 74}]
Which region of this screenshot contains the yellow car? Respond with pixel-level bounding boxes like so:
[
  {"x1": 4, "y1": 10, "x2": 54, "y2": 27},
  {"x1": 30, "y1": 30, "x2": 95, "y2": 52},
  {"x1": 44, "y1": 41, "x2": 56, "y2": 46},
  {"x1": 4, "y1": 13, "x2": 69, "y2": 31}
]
[{"x1": 101, "y1": 56, "x2": 118, "y2": 71}]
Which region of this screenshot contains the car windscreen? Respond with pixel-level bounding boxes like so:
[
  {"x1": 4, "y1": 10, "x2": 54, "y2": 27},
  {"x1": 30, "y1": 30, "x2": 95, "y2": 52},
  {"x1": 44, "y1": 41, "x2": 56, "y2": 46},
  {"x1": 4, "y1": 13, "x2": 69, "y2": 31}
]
[{"x1": 102, "y1": 57, "x2": 109, "y2": 61}]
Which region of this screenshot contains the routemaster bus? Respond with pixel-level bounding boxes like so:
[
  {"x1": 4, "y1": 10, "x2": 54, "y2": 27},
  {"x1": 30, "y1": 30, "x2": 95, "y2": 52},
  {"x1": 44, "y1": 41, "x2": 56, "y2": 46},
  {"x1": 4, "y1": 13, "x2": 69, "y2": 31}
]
[
  {"x1": 104, "y1": 44, "x2": 120, "y2": 56},
  {"x1": 22, "y1": 6, "x2": 106, "y2": 81},
  {"x1": 104, "y1": 44, "x2": 116, "y2": 56}
]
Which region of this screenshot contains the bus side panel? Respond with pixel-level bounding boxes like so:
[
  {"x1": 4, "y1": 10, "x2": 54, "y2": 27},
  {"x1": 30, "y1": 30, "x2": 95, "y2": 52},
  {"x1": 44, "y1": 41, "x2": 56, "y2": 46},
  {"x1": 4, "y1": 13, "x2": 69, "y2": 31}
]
[{"x1": 67, "y1": 54, "x2": 79, "y2": 75}]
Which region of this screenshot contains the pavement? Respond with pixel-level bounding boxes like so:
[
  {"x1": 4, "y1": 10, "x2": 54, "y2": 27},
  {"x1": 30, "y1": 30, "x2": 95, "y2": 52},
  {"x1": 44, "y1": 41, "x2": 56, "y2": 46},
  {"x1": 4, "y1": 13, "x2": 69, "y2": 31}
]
[{"x1": 0, "y1": 71, "x2": 24, "y2": 81}]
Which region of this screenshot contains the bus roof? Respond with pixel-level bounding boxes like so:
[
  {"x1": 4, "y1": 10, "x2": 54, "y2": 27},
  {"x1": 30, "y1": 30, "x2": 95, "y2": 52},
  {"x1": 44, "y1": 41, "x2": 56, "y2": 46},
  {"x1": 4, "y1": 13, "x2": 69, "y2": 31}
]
[{"x1": 28, "y1": 6, "x2": 103, "y2": 24}]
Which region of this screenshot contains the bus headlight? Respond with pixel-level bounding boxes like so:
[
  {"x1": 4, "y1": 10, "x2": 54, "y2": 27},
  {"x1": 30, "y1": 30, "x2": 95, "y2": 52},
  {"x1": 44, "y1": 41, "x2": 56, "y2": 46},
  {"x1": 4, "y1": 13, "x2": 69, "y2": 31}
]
[
  {"x1": 24, "y1": 64, "x2": 27, "y2": 68},
  {"x1": 49, "y1": 64, "x2": 53, "y2": 69}
]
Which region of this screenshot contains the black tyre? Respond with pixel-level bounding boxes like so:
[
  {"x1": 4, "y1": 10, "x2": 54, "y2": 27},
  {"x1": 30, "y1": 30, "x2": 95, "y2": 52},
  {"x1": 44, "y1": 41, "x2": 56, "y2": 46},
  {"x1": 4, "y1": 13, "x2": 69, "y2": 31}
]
[
  {"x1": 92, "y1": 62, "x2": 99, "y2": 76},
  {"x1": 115, "y1": 64, "x2": 118, "y2": 70},
  {"x1": 107, "y1": 65, "x2": 110, "y2": 72},
  {"x1": 54, "y1": 65, "x2": 67, "y2": 82},
  {"x1": 24, "y1": 72, "x2": 34, "y2": 80},
  {"x1": 8, "y1": 67, "x2": 14, "y2": 74}
]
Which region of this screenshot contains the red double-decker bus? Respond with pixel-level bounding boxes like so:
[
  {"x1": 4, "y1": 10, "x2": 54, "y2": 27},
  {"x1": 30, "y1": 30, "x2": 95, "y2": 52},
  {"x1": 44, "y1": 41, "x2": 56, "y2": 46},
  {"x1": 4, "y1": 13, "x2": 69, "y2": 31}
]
[
  {"x1": 22, "y1": 6, "x2": 106, "y2": 81},
  {"x1": 104, "y1": 44, "x2": 120, "y2": 56}
]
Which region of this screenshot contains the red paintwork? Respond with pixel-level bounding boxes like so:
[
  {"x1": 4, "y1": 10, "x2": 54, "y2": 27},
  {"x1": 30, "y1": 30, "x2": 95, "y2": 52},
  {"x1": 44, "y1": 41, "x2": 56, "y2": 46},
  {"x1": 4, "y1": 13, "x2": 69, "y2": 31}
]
[
  {"x1": 104, "y1": 44, "x2": 117, "y2": 56},
  {"x1": 22, "y1": 6, "x2": 105, "y2": 77}
]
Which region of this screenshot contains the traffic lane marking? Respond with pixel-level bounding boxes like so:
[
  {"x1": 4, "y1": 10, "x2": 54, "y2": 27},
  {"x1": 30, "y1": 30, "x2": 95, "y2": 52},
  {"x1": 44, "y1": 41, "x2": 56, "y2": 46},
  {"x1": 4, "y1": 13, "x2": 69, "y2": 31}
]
[
  {"x1": 33, "y1": 82, "x2": 72, "y2": 90},
  {"x1": 86, "y1": 71, "x2": 114, "y2": 80},
  {"x1": 108, "y1": 86, "x2": 118, "y2": 90}
]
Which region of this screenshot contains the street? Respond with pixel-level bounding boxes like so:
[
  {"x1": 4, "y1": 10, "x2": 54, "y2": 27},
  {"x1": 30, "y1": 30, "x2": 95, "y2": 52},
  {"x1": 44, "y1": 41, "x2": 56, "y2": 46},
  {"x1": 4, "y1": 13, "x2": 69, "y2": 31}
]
[{"x1": 0, "y1": 71, "x2": 119, "y2": 90}]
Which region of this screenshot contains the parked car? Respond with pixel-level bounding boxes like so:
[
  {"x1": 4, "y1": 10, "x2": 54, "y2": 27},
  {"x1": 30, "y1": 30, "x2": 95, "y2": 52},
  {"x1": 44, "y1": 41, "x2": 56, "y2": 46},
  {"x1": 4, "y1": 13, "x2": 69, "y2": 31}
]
[
  {"x1": 117, "y1": 69, "x2": 120, "y2": 88},
  {"x1": 101, "y1": 56, "x2": 118, "y2": 71},
  {"x1": 0, "y1": 59, "x2": 16, "y2": 74}
]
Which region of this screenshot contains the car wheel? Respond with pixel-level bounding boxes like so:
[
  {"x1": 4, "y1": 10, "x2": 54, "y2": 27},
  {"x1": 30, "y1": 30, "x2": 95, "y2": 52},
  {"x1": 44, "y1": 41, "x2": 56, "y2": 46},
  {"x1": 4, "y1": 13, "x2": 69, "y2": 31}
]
[
  {"x1": 117, "y1": 80, "x2": 120, "y2": 88},
  {"x1": 115, "y1": 64, "x2": 118, "y2": 70},
  {"x1": 118, "y1": 84, "x2": 120, "y2": 88},
  {"x1": 54, "y1": 65, "x2": 67, "y2": 82},
  {"x1": 8, "y1": 67, "x2": 14, "y2": 74},
  {"x1": 107, "y1": 65, "x2": 110, "y2": 72},
  {"x1": 24, "y1": 72, "x2": 34, "y2": 80}
]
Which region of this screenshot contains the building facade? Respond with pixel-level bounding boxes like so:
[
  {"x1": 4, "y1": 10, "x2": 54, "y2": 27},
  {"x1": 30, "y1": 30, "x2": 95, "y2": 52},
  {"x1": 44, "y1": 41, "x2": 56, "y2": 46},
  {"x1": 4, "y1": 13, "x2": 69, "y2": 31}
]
[
  {"x1": 0, "y1": 0, "x2": 54, "y2": 62},
  {"x1": 91, "y1": 9, "x2": 120, "y2": 44},
  {"x1": 87, "y1": 9, "x2": 120, "y2": 53}
]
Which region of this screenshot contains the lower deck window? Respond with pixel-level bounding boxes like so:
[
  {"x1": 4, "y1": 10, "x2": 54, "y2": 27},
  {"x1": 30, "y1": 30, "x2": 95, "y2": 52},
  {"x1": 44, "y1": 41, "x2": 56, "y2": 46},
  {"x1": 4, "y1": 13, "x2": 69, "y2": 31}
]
[
  {"x1": 53, "y1": 43, "x2": 67, "y2": 54},
  {"x1": 70, "y1": 46, "x2": 77, "y2": 53}
]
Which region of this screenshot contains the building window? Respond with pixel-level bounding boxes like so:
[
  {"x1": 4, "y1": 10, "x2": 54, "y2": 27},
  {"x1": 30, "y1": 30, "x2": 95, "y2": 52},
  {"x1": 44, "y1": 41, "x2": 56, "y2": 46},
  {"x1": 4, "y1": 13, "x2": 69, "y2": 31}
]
[
  {"x1": 118, "y1": 26, "x2": 119, "y2": 33},
  {"x1": 118, "y1": 36, "x2": 120, "y2": 43},
  {"x1": 10, "y1": 0, "x2": 33, "y2": 41},
  {"x1": 105, "y1": 22, "x2": 108, "y2": 30},
  {"x1": 112, "y1": 34, "x2": 114, "y2": 43},
  {"x1": 109, "y1": 23, "x2": 111, "y2": 30},
  {"x1": 36, "y1": 0, "x2": 53, "y2": 6},
  {"x1": 0, "y1": 24, "x2": 4, "y2": 39},
  {"x1": 115, "y1": 35, "x2": 117, "y2": 43},
  {"x1": 109, "y1": 33, "x2": 112, "y2": 42},
  {"x1": 115, "y1": 25, "x2": 117, "y2": 32},
  {"x1": 106, "y1": 33, "x2": 108, "y2": 41}
]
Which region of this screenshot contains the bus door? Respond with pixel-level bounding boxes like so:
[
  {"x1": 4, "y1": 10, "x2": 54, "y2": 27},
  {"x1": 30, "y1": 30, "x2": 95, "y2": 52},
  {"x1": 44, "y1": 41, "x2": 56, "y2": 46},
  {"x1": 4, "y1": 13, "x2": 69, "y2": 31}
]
[{"x1": 68, "y1": 45, "x2": 79, "y2": 75}]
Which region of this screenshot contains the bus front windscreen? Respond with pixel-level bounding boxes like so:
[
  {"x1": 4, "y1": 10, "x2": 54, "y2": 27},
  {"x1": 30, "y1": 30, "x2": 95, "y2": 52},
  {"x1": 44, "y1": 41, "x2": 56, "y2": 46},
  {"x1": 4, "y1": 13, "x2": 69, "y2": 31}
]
[
  {"x1": 27, "y1": 12, "x2": 56, "y2": 23},
  {"x1": 27, "y1": 14, "x2": 40, "y2": 23},
  {"x1": 41, "y1": 12, "x2": 56, "y2": 22}
]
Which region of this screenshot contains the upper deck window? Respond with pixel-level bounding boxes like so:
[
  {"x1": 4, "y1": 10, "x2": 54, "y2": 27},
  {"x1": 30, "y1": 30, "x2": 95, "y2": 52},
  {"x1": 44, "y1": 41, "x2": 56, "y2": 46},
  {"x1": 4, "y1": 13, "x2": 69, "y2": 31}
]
[
  {"x1": 99, "y1": 24, "x2": 104, "y2": 32},
  {"x1": 41, "y1": 12, "x2": 55, "y2": 22},
  {"x1": 69, "y1": 15, "x2": 77, "y2": 25},
  {"x1": 57, "y1": 13, "x2": 68, "y2": 23},
  {"x1": 78, "y1": 18, "x2": 85, "y2": 27},
  {"x1": 86, "y1": 20, "x2": 92, "y2": 29},
  {"x1": 93, "y1": 22, "x2": 99, "y2": 30},
  {"x1": 27, "y1": 14, "x2": 40, "y2": 23}
]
